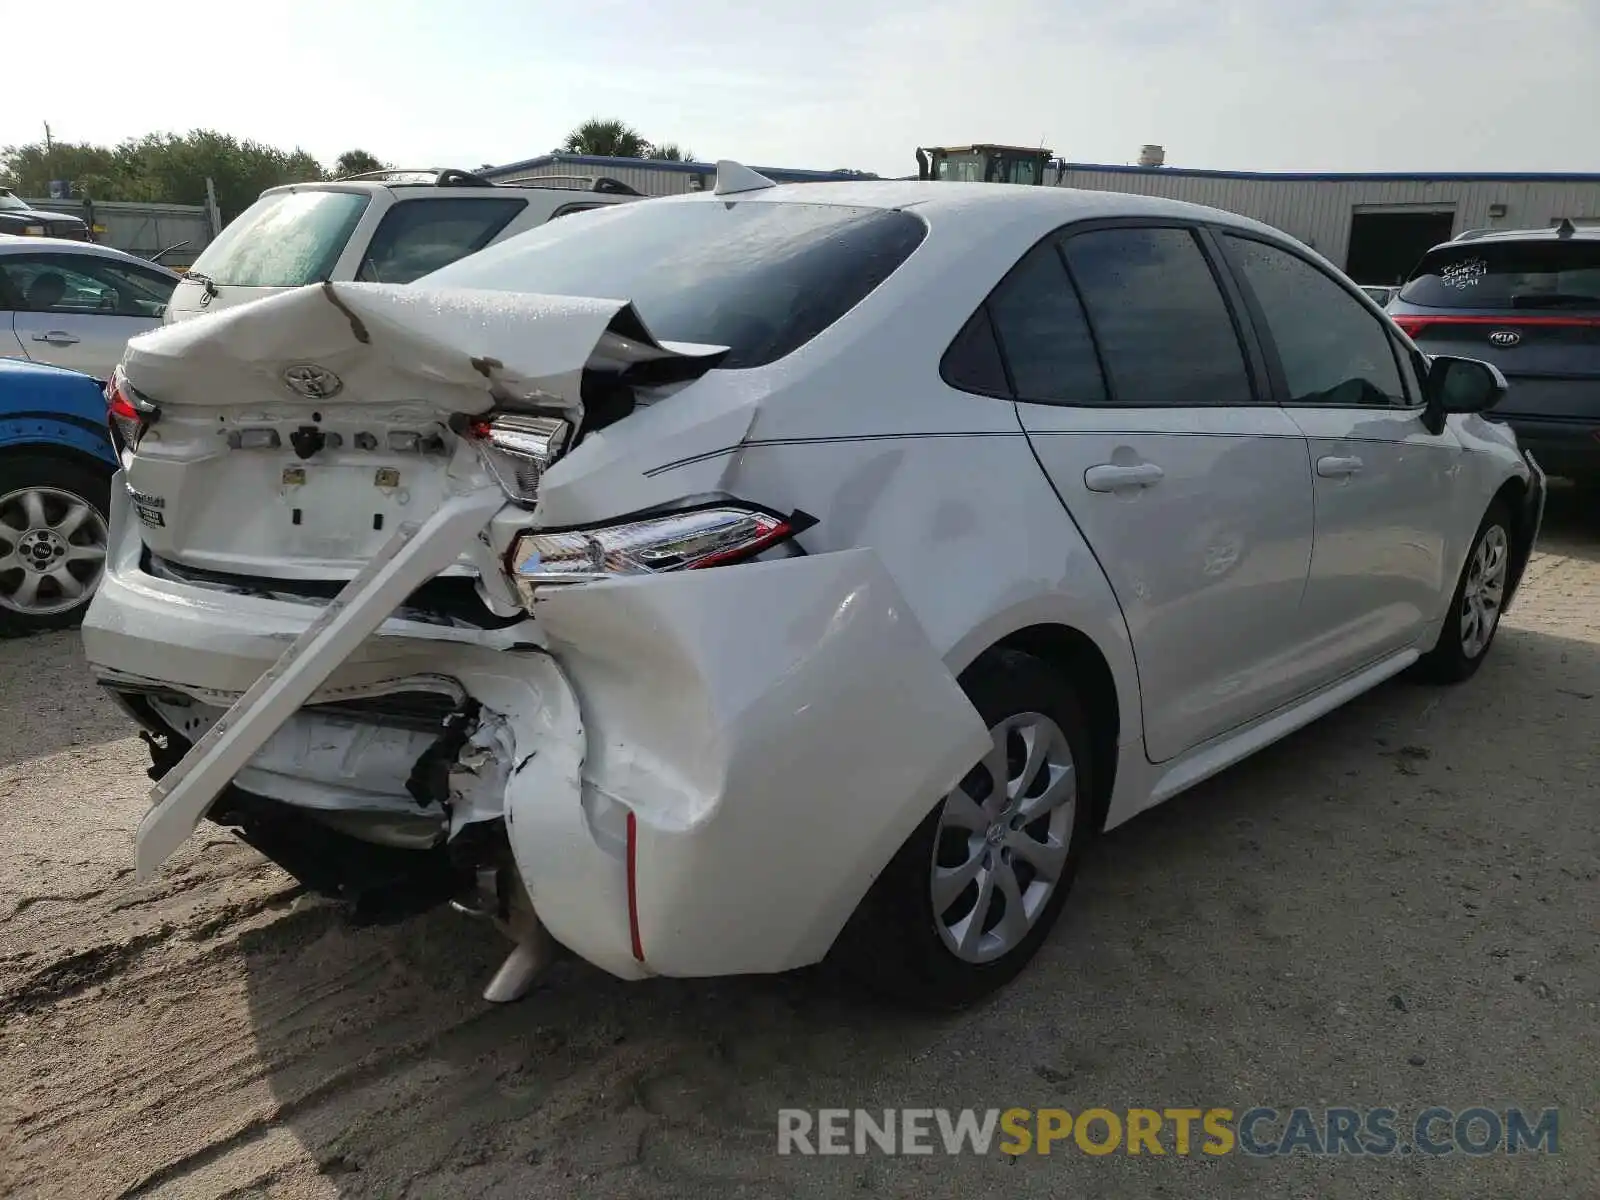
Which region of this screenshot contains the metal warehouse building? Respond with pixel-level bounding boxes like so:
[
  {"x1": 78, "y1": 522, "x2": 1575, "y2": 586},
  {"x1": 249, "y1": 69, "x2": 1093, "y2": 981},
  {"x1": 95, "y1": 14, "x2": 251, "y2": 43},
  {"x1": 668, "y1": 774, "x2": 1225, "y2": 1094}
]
[
  {"x1": 484, "y1": 150, "x2": 1600, "y2": 287},
  {"x1": 480, "y1": 152, "x2": 877, "y2": 196},
  {"x1": 1056, "y1": 161, "x2": 1600, "y2": 285}
]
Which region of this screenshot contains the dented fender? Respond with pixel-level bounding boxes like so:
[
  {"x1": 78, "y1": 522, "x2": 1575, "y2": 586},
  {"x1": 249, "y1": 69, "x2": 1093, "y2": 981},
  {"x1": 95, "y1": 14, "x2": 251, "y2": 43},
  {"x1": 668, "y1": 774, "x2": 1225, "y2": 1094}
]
[{"x1": 514, "y1": 548, "x2": 991, "y2": 978}]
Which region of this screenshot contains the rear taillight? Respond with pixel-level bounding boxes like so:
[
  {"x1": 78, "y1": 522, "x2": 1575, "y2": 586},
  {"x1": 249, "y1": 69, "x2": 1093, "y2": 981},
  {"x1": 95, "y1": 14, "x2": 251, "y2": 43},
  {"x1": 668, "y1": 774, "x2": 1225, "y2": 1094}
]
[
  {"x1": 106, "y1": 368, "x2": 158, "y2": 456},
  {"x1": 505, "y1": 503, "x2": 810, "y2": 607},
  {"x1": 1392, "y1": 315, "x2": 1435, "y2": 339},
  {"x1": 458, "y1": 412, "x2": 571, "y2": 505},
  {"x1": 1394, "y1": 313, "x2": 1600, "y2": 340}
]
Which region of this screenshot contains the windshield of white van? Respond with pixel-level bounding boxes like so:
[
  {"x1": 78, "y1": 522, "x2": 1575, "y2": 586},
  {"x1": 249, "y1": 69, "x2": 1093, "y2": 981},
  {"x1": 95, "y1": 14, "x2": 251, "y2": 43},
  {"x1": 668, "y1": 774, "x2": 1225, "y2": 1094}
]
[{"x1": 188, "y1": 190, "x2": 370, "y2": 287}]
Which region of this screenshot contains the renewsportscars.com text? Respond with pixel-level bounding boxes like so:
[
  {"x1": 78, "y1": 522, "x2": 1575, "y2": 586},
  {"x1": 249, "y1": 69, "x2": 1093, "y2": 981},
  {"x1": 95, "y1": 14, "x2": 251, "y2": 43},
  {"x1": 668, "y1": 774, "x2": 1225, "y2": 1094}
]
[{"x1": 776, "y1": 1106, "x2": 1559, "y2": 1157}]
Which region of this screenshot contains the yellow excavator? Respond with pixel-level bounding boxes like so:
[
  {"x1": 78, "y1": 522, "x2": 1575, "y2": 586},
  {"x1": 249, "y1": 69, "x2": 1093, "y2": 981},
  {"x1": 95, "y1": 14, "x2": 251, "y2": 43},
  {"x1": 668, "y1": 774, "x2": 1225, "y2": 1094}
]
[{"x1": 914, "y1": 144, "x2": 1060, "y2": 185}]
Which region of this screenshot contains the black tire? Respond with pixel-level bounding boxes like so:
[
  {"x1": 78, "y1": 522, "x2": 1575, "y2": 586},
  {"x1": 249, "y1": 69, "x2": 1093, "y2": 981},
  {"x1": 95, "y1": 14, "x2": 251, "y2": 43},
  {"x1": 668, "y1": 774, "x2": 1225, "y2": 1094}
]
[
  {"x1": 0, "y1": 451, "x2": 113, "y2": 638},
  {"x1": 1414, "y1": 498, "x2": 1514, "y2": 684},
  {"x1": 832, "y1": 649, "x2": 1096, "y2": 1010}
]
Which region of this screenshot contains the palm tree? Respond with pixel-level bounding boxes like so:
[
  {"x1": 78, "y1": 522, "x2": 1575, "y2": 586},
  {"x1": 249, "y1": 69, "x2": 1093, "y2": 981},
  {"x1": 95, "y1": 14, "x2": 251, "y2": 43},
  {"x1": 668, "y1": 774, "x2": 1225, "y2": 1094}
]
[{"x1": 561, "y1": 119, "x2": 651, "y2": 158}]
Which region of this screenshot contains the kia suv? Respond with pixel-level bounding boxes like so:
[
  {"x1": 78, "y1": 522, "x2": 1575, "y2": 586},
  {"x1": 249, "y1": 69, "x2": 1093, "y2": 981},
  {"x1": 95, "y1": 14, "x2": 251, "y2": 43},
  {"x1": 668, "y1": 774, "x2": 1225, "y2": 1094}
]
[{"x1": 1389, "y1": 220, "x2": 1600, "y2": 484}]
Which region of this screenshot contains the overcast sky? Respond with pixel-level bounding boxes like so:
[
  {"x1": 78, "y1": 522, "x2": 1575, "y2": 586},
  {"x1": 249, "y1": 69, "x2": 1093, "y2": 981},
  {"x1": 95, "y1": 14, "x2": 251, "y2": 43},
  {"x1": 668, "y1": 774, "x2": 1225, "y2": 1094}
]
[{"x1": 6, "y1": 0, "x2": 1598, "y2": 177}]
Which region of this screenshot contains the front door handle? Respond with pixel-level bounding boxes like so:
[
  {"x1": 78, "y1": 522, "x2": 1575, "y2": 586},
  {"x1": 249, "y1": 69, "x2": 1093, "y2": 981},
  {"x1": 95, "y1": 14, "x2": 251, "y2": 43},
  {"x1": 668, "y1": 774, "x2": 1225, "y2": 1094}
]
[
  {"x1": 1084, "y1": 462, "x2": 1165, "y2": 492},
  {"x1": 32, "y1": 330, "x2": 80, "y2": 346},
  {"x1": 1316, "y1": 455, "x2": 1364, "y2": 479}
]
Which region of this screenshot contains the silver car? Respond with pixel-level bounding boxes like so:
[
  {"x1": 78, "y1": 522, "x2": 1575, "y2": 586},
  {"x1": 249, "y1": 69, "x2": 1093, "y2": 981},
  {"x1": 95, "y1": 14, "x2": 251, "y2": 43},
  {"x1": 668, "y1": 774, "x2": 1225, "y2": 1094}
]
[{"x1": 0, "y1": 237, "x2": 180, "y2": 381}]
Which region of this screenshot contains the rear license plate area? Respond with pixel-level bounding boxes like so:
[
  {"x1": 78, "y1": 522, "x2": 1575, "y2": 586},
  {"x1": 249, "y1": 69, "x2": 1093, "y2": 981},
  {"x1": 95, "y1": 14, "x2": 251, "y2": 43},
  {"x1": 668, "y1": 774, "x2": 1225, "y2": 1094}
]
[{"x1": 276, "y1": 460, "x2": 441, "y2": 560}]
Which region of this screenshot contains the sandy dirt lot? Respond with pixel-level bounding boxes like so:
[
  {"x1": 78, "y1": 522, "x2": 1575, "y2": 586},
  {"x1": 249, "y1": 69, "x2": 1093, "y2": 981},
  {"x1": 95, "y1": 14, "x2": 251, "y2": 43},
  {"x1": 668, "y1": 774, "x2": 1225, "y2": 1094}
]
[{"x1": 1, "y1": 499, "x2": 1596, "y2": 1200}]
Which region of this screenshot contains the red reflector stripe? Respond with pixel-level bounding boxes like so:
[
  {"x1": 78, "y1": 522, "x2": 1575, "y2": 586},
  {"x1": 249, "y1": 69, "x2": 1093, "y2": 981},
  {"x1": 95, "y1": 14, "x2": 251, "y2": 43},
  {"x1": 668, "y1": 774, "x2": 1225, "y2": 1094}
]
[{"x1": 625, "y1": 810, "x2": 644, "y2": 962}]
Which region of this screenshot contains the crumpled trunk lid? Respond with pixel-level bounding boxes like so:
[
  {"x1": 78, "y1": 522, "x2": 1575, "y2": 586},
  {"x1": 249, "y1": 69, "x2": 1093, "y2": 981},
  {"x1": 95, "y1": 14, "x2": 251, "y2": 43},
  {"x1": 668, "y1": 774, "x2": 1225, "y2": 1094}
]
[{"x1": 116, "y1": 281, "x2": 724, "y2": 579}]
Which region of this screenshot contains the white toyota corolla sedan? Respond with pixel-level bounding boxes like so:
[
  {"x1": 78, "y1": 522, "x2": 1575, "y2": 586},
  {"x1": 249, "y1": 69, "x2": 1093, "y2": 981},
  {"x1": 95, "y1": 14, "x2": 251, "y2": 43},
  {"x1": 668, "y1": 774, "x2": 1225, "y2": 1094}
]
[{"x1": 81, "y1": 166, "x2": 1544, "y2": 1009}]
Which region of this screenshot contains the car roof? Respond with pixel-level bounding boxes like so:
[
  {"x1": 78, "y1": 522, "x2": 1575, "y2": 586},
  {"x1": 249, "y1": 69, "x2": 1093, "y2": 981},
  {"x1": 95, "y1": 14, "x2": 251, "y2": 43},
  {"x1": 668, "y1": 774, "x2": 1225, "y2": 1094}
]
[
  {"x1": 256, "y1": 177, "x2": 638, "y2": 199},
  {"x1": 0, "y1": 236, "x2": 183, "y2": 277},
  {"x1": 1445, "y1": 225, "x2": 1600, "y2": 246},
  {"x1": 661, "y1": 178, "x2": 1288, "y2": 239}
]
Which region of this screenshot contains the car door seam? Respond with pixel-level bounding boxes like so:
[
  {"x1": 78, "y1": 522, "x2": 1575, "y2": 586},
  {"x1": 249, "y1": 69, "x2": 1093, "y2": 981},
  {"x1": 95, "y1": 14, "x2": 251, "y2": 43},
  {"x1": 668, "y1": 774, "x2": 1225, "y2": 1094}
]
[{"x1": 1009, "y1": 400, "x2": 1150, "y2": 757}]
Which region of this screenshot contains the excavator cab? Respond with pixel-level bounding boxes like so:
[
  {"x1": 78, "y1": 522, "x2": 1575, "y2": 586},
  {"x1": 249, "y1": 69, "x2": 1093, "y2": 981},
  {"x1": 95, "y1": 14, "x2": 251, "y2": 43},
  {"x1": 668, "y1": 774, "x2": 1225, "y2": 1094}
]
[{"x1": 915, "y1": 144, "x2": 1056, "y2": 185}]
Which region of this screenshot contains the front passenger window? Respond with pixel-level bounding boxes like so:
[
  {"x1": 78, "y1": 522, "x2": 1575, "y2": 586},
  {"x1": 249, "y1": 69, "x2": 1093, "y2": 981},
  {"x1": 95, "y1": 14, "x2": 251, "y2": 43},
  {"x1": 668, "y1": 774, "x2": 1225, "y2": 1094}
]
[{"x1": 1224, "y1": 235, "x2": 1409, "y2": 407}]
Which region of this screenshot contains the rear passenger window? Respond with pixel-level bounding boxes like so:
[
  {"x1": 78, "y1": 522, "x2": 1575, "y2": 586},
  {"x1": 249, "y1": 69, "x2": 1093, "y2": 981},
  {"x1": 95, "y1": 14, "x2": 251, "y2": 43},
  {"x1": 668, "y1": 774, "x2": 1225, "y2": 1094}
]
[
  {"x1": 980, "y1": 242, "x2": 1106, "y2": 404},
  {"x1": 1224, "y1": 235, "x2": 1409, "y2": 407},
  {"x1": 356, "y1": 197, "x2": 528, "y2": 284},
  {"x1": 1061, "y1": 227, "x2": 1254, "y2": 405},
  {"x1": 942, "y1": 307, "x2": 1011, "y2": 395}
]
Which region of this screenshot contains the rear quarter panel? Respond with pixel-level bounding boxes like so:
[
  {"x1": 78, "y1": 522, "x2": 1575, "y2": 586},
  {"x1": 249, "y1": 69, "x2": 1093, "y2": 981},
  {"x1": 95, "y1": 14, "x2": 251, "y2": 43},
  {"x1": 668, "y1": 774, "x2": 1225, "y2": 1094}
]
[
  {"x1": 533, "y1": 199, "x2": 1142, "y2": 725},
  {"x1": 530, "y1": 199, "x2": 1146, "y2": 828}
]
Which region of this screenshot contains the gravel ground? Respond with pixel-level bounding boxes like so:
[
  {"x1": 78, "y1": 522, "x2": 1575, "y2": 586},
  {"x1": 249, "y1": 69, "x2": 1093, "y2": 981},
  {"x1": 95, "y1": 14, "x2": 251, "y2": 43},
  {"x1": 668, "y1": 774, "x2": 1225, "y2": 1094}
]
[{"x1": 1, "y1": 497, "x2": 1596, "y2": 1200}]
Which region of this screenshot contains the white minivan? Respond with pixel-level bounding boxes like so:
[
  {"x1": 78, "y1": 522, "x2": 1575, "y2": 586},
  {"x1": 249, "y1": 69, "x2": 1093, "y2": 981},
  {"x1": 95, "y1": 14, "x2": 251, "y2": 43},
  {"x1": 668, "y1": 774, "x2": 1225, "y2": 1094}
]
[{"x1": 164, "y1": 168, "x2": 643, "y2": 324}]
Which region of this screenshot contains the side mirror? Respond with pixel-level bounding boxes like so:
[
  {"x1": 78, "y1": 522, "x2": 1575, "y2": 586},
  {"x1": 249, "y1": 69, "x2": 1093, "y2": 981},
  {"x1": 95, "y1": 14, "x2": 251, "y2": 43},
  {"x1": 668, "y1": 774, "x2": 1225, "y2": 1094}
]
[{"x1": 1423, "y1": 356, "x2": 1507, "y2": 433}]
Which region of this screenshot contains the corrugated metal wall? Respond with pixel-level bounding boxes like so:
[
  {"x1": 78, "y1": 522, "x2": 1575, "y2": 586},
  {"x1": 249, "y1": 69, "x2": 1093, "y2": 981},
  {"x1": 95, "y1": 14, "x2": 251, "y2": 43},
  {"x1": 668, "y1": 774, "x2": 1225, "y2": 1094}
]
[
  {"x1": 1056, "y1": 170, "x2": 1600, "y2": 270},
  {"x1": 493, "y1": 162, "x2": 704, "y2": 197},
  {"x1": 21, "y1": 197, "x2": 214, "y2": 266}
]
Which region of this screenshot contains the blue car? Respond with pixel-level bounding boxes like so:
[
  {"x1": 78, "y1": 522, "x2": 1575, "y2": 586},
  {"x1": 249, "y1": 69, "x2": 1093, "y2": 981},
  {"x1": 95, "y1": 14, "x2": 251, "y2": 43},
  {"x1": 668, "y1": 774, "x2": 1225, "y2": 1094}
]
[{"x1": 0, "y1": 358, "x2": 117, "y2": 635}]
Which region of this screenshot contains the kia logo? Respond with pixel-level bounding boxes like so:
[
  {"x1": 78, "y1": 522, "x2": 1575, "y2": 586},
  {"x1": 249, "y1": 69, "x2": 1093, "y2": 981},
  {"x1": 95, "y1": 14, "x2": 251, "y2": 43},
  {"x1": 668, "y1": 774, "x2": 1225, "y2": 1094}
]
[{"x1": 1487, "y1": 330, "x2": 1522, "y2": 348}]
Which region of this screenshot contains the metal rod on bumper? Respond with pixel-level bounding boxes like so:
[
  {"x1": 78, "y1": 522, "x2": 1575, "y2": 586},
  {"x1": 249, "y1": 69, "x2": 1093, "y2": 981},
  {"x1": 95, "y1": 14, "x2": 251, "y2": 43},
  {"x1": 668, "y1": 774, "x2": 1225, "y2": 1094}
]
[
  {"x1": 483, "y1": 876, "x2": 555, "y2": 1004},
  {"x1": 135, "y1": 487, "x2": 507, "y2": 881}
]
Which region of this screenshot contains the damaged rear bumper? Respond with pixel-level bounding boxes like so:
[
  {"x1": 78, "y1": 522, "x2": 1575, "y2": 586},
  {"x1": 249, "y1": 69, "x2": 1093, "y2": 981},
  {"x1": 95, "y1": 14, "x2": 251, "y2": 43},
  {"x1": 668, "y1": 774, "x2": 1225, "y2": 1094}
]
[{"x1": 84, "y1": 487, "x2": 989, "y2": 982}]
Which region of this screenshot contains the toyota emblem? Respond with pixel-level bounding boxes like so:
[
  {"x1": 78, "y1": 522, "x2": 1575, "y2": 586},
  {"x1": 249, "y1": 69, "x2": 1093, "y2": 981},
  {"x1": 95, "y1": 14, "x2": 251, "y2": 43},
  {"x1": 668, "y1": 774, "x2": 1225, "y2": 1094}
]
[
  {"x1": 281, "y1": 363, "x2": 344, "y2": 399},
  {"x1": 1487, "y1": 330, "x2": 1522, "y2": 348}
]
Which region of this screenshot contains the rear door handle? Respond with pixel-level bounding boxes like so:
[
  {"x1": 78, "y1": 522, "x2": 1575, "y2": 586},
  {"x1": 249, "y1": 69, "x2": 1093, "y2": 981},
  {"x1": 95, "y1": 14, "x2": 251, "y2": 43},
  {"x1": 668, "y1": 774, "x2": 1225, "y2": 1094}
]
[
  {"x1": 1084, "y1": 462, "x2": 1165, "y2": 492},
  {"x1": 32, "y1": 331, "x2": 80, "y2": 346},
  {"x1": 1316, "y1": 455, "x2": 1364, "y2": 479}
]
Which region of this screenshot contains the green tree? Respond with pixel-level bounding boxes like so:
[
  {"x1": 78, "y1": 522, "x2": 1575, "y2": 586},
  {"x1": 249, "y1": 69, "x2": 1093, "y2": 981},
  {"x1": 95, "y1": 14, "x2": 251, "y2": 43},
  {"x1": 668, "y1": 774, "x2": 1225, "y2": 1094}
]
[
  {"x1": 647, "y1": 142, "x2": 695, "y2": 162},
  {"x1": 333, "y1": 149, "x2": 388, "y2": 178},
  {"x1": 0, "y1": 140, "x2": 122, "y2": 198},
  {"x1": 561, "y1": 118, "x2": 651, "y2": 158},
  {"x1": 0, "y1": 129, "x2": 328, "y2": 221}
]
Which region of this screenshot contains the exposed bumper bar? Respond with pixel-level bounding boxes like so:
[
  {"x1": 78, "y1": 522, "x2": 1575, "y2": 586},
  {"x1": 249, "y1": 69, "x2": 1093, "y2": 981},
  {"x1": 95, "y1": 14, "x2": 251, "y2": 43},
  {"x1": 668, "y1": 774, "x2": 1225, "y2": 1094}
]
[{"x1": 132, "y1": 485, "x2": 508, "y2": 880}]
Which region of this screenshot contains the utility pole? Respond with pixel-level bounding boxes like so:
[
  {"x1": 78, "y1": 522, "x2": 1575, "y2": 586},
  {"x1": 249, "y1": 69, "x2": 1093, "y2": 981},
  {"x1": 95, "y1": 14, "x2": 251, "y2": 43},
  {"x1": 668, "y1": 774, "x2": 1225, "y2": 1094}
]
[{"x1": 43, "y1": 121, "x2": 54, "y2": 195}]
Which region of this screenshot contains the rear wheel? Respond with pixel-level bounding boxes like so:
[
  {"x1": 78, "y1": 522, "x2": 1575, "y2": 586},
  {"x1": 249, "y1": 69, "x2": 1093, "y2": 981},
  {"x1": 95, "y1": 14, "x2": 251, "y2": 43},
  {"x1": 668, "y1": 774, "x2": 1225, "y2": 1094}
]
[
  {"x1": 0, "y1": 453, "x2": 112, "y2": 637},
  {"x1": 1415, "y1": 499, "x2": 1513, "y2": 683},
  {"x1": 834, "y1": 649, "x2": 1095, "y2": 1009}
]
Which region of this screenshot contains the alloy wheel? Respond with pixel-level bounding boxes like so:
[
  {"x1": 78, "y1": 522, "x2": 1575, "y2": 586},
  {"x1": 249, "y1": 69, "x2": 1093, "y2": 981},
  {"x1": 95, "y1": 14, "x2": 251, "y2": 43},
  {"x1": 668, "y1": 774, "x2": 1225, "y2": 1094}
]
[
  {"x1": 1460, "y1": 524, "x2": 1508, "y2": 659},
  {"x1": 0, "y1": 486, "x2": 109, "y2": 616},
  {"x1": 931, "y1": 711, "x2": 1076, "y2": 964}
]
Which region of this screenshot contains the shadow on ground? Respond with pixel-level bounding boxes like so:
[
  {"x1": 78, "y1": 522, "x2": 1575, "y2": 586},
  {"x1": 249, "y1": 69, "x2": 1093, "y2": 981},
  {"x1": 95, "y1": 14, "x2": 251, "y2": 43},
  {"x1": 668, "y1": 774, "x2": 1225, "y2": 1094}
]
[
  {"x1": 205, "y1": 622, "x2": 1598, "y2": 1200},
  {"x1": 0, "y1": 629, "x2": 133, "y2": 768},
  {"x1": 1533, "y1": 480, "x2": 1600, "y2": 562}
]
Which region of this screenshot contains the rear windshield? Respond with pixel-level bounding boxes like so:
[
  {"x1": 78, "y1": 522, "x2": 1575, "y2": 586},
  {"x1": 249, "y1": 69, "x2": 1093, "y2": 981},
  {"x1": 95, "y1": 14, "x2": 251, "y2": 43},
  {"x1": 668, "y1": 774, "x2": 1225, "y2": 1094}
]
[
  {"x1": 189, "y1": 189, "x2": 370, "y2": 287},
  {"x1": 1399, "y1": 239, "x2": 1600, "y2": 309},
  {"x1": 419, "y1": 199, "x2": 929, "y2": 368}
]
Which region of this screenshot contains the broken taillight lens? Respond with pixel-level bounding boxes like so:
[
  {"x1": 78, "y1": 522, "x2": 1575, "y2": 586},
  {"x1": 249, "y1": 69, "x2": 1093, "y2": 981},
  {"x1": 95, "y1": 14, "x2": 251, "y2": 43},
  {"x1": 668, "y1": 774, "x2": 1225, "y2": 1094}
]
[
  {"x1": 507, "y1": 505, "x2": 805, "y2": 606},
  {"x1": 105, "y1": 368, "x2": 158, "y2": 456},
  {"x1": 460, "y1": 412, "x2": 571, "y2": 505}
]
